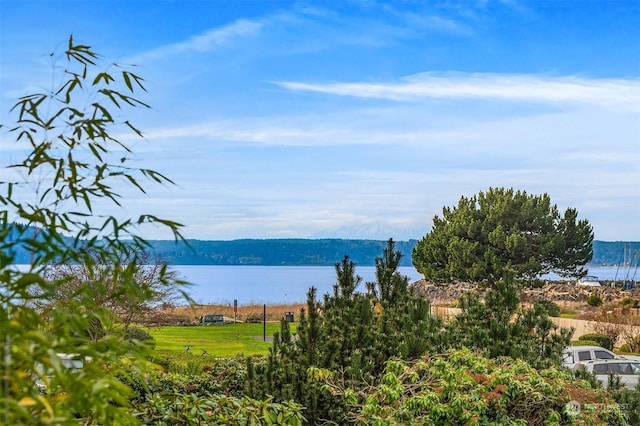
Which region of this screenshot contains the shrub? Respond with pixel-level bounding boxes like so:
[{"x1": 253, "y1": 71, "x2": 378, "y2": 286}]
[
  {"x1": 446, "y1": 277, "x2": 571, "y2": 369},
  {"x1": 587, "y1": 294, "x2": 603, "y2": 307},
  {"x1": 623, "y1": 334, "x2": 640, "y2": 354},
  {"x1": 124, "y1": 327, "x2": 156, "y2": 349},
  {"x1": 537, "y1": 299, "x2": 561, "y2": 317},
  {"x1": 574, "y1": 364, "x2": 603, "y2": 390},
  {"x1": 572, "y1": 340, "x2": 600, "y2": 346},
  {"x1": 316, "y1": 348, "x2": 624, "y2": 425},
  {"x1": 611, "y1": 389, "x2": 640, "y2": 425},
  {"x1": 579, "y1": 333, "x2": 613, "y2": 350},
  {"x1": 132, "y1": 392, "x2": 305, "y2": 425}
]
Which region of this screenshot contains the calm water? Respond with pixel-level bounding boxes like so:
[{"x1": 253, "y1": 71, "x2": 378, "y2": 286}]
[
  {"x1": 174, "y1": 265, "x2": 638, "y2": 305},
  {"x1": 173, "y1": 265, "x2": 423, "y2": 304}
]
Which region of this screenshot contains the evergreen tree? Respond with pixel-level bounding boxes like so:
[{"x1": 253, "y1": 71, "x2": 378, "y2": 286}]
[
  {"x1": 444, "y1": 274, "x2": 572, "y2": 369},
  {"x1": 249, "y1": 239, "x2": 443, "y2": 424},
  {"x1": 412, "y1": 187, "x2": 594, "y2": 285}
]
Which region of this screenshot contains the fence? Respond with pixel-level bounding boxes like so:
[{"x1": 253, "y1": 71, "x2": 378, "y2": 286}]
[{"x1": 430, "y1": 306, "x2": 640, "y2": 347}]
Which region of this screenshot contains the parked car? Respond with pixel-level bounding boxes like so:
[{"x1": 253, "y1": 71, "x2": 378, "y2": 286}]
[
  {"x1": 34, "y1": 353, "x2": 87, "y2": 390},
  {"x1": 563, "y1": 346, "x2": 632, "y2": 370},
  {"x1": 581, "y1": 359, "x2": 640, "y2": 390},
  {"x1": 562, "y1": 345, "x2": 640, "y2": 370}
]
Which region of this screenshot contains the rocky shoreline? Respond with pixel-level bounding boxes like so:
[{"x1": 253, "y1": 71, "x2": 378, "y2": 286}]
[{"x1": 411, "y1": 279, "x2": 640, "y2": 304}]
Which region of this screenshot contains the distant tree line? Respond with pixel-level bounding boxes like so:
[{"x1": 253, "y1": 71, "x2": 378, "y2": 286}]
[
  {"x1": 147, "y1": 238, "x2": 635, "y2": 267},
  {"x1": 6, "y1": 229, "x2": 637, "y2": 267},
  {"x1": 591, "y1": 241, "x2": 640, "y2": 266},
  {"x1": 146, "y1": 238, "x2": 420, "y2": 266}
]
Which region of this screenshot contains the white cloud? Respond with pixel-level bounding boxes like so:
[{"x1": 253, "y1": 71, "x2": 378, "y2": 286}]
[
  {"x1": 132, "y1": 19, "x2": 262, "y2": 62},
  {"x1": 275, "y1": 72, "x2": 640, "y2": 110}
]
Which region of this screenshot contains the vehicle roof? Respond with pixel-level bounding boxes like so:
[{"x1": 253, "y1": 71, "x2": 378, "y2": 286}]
[{"x1": 565, "y1": 346, "x2": 612, "y2": 351}]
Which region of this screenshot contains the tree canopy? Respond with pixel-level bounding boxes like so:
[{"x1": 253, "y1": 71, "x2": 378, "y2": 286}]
[{"x1": 412, "y1": 187, "x2": 594, "y2": 284}]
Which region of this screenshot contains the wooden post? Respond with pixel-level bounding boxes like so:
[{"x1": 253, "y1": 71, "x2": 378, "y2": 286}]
[{"x1": 263, "y1": 304, "x2": 266, "y2": 342}]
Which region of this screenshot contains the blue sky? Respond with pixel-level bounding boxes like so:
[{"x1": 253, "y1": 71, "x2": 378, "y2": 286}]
[{"x1": 1, "y1": 0, "x2": 639, "y2": 242}]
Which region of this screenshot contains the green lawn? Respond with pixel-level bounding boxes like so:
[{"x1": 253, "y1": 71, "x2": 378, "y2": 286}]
[{"x1": 148, "y1": 322, "x2": 296, "y2": 358}]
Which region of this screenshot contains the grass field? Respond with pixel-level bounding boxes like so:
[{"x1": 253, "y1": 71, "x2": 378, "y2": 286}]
[{"x1": 148, "y1": 322, "x2": 297, "y2": 358}]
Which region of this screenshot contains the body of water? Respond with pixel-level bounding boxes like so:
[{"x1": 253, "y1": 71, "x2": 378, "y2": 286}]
[
  {"x1": 173, "y1": 265, "x2": 423, "y2": 304},
  {"x1": 10, "y1": 264, "x2": 637, "y2": 305},
  {"x1": 174, "y1": 265, "x2": 638, "y2": 305}
]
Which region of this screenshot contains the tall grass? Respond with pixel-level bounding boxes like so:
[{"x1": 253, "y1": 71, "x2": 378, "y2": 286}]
[{"x1": 147, "y1": 303, "x2": 307, "y2": 324}]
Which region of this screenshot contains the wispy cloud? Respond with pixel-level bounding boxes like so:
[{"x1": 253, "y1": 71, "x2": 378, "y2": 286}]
[
  {"x1": 275, "y1": 72, "x2": 640, "y2": 110},
  {"x1": 132, "y1": 19, "x2": 262, "y2": 62}
]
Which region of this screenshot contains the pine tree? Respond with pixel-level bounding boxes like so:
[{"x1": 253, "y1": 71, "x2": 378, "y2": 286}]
[
  {"x1": 445, "y1": 274, "x2": 572, "y2": 369},
  {"x1": 250, "y1": 239, "x2": 444, "y2": 423}
]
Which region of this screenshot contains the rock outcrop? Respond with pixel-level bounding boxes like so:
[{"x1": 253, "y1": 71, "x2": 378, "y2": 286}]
[{"x1": 410, "y1": 279, "x2": 640, "y2": 304}]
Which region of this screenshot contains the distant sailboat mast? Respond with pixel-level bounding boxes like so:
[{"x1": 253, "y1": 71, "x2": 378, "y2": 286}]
[
  {"x1": 629, "y1": 249, "x2": 639, "y2": 286},
  {"x1": 614, "y1": 244, "x2": 628, "y2": 285},
  {"x1": 615, "y1": 244, "x2": 638, "y2": 289}
]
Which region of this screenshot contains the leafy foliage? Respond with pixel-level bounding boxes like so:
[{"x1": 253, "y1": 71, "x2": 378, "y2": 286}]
[
  {"x1": 578, "y1": 333, "x2": 612, "y2": 350},
  {"x1": 610, "y1": 388, "x2": 640, "y2": 425},
  {"x1": 133, "y1": 392, "x2": 305, "y2": 425},
  {"x1": 0, "y1": 36, "x2": 184, "y2": 424},
  {"x1": 587, "y1": 294, "x2": 604, "y2": 307},
  {"x1": 412, "y1": 187, "x2": 594, "y2": 284},
  {"x1": 316, "y1": 347, "x2": 626, "y2": 425},
  {"x1": 117, "y1": 357, "x2": 305, "y2": 425},
  {"x1": 124, "y1": 357, "x2": 252, "y2": 401}
]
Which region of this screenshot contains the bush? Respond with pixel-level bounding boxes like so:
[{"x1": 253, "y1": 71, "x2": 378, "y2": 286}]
[
  {"x1": 537, "y1": 299, "x2": 561, "y2": 317},
  {"x1": 574, "y1": 364, "x2": 603, "y2": 390},
  {"x1": 587, "y1": 294, "x2": 603, "y2": 307},
  {"x1": 579, "y1": 333, "x2": 613, "y2": 350},
  {"x1": 611, "y1": 389, "x2": 640, "y2": 425},
  {"x1": 316, "y1": 348, "x2": 624, "y2": 425},
  {"x1": 572, "y1": 340, "x2": 601, "y2": 347},
  {"x1": 622, "y1": 297, "x2": 634, "y2": 307},
  {"x1": 132, "y1": 392, "x2": 305, "y2": 425},
  {"x1": 249, "y1": 241, "x2": 444, "y2": 424},
  {"x1": 623, "y1": 334, "x2": 640, "y2": 354},
  {"x1": 124, "y1": 326, "x2": 156, "y2": 348}
]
